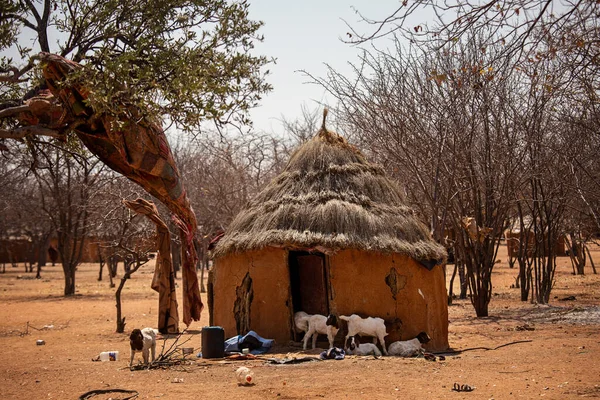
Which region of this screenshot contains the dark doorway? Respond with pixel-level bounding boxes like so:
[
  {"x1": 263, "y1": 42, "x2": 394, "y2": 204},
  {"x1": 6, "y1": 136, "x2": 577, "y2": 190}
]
[{"x1": 288, "y1": 251, "x2": 329, "y2": 315}]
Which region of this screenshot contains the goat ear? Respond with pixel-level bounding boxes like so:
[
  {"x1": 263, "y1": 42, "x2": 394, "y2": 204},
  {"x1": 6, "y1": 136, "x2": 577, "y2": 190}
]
[
  {"x1": 130, "y1": 329, "x2": 144, "y2": 351},
  {"x1": 326, "y1": 314, "x2": 339, "y2": 328}
]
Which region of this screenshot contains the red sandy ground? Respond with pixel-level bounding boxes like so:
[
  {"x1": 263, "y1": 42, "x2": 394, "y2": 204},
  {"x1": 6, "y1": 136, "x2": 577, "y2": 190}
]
[{"x1": 1, "y1": 244, "x2": 599, "y2": 400}]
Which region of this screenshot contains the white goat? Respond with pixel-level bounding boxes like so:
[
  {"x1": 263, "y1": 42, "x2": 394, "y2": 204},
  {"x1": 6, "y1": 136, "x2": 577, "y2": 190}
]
[
  {"x1": 345, "y1": 335, "x2": 382, "y2": 356},
  {"x1": 294, "y1": 311, "x2": 340, "y2": 350},
  {"x1": 339, "y1": 314, "x2": 388, "y2": 355},
  {"x1": 129, "y1": 327, "x2": 157, "y2": 367},
  {"x1": 294, "y1": 311, "x2": 311, "y2": 333},
  {"x1": 388, "y1": 332, "x2": 431, "y2": 357}
]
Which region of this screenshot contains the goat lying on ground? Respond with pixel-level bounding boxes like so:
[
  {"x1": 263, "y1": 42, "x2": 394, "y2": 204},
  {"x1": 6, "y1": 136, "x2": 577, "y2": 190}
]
[
  {"x1": 345, "y1": 335, "x2": 382, "y2": 356},
  {"x1": 294, "y1": 311, "x2": 340, "y2": 349},
  {"x1": 129, "y1": 327, "x2": 157, "y2": 367},
  {"x1": 340, "y1": 314, "x2": 388, "y2": 355},
  {"x1": 388, "y1": 332, "x2": 431, "y2": 357}
]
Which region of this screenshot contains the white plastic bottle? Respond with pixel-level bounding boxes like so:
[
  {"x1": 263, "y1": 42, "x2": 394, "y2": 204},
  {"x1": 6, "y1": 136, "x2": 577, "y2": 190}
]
[
  {"x1": 99, "y1": 351, "x2": 119, "y2": 361},
  {"x1": 235, "y1": 366, "x2": 254, "y2": 385}
]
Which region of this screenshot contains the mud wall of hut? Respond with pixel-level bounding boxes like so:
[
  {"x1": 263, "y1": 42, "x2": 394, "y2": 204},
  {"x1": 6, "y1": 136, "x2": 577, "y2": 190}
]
[
  {"x1": 327, "y1": 249, "x2": 449, "y2": 351},
  {"x1": 212, "y1": 248, "x2": 292, "y2": 342},
  {"x1": 212, "y1": 247, "x2": 449, "y2": 351}
]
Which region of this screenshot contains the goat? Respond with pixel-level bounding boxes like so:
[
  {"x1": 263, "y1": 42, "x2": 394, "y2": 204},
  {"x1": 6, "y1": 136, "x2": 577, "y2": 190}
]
[
  {"x1": 294, "y1": 311, "x2": 311, "y2": 333},
  {"x1": 294, "y1": 311, "x2": 340, "y2": 350},
  {"x1": 339, "y1": 314, "x2": 388, "y2": 355},
  {"x1": 388, "y1": 332, "x2": 431, "y2": 357},
  {"x1": 345, "y1": 335, "x2": 382, "y2": 356},
  {"x1": 129, "y1": 327, "x2": 157, "y2": 367}
]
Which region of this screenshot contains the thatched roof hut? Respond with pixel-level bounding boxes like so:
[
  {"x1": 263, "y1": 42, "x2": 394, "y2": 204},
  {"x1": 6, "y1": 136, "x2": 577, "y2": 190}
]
[
  {"x1": 214, "y1": 126, "x2": 446, "y2": 264},
  {"x1": 210, "y1": 116, "x2": 449, "y2": 351}
]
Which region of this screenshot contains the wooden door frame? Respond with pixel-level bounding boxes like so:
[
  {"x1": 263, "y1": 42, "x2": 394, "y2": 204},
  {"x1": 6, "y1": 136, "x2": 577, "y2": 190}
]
[{"x1": 287, "y1": 250, "x2": 331, "y2": 341}]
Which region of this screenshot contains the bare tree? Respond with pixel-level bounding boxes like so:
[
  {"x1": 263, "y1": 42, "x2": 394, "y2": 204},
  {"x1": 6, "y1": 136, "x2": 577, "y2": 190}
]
[
  {"x1": 29, "y1": 143, "x2": 106, "y2": 295},
  {"x1": 310, "y1": 32, "x2": 524, "y2": 316},
  {"x1": 280, "y1": 104, "x2": 323, "y2": 145},
  {"x1": 100, "y1": 206, "x2": 154, "y2": 333},
  {"x1": 345, "y1": 1, "x2": 599, "y2": 76},
  {"x1": 0, "y1": 147, "x2": 29, "y2": 271},
  {"x1": 176, "y1": 132, "x2": 287, "y2": 238}
]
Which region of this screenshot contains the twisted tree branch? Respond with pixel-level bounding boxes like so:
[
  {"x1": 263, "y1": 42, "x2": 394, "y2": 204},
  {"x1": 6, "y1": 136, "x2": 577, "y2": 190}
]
[{"x1": 0, "y1": 125, "x2": 64, "y2": 140}]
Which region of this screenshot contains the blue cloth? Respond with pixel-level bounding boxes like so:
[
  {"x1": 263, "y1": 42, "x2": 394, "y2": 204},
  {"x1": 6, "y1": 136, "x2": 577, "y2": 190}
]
[{"x1": 224, "y1": 331, "x2": 274, "y2": 355}]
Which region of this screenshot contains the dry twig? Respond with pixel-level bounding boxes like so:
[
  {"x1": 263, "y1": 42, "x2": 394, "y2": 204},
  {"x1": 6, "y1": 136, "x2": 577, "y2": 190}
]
[{"x1": 128, "y1": 330, "x2": 197, "y2": 371}]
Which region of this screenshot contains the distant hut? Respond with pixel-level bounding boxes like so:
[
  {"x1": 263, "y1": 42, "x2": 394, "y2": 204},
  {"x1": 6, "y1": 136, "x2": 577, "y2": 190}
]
[
  {"x1": 505, "y1": 217, "x2": 566, "y2": 258},
  {"x1": 210, "y1": 114, "x2": 449, "y2": 351}
]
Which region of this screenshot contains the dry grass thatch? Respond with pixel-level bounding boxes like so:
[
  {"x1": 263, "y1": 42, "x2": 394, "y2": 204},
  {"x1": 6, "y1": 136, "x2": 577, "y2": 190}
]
[{"x1": 213, "y1": 124, "x2": 447, "y2": 265}]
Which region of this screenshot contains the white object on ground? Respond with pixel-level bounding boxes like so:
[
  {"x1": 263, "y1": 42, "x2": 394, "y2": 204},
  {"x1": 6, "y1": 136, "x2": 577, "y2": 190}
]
[{"x1": 236, "y1": 366, "x2": 254, "y2": 385}]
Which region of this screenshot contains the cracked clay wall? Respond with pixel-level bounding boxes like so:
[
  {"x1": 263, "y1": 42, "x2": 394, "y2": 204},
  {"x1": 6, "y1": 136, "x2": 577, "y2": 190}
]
[
  {"x1": 328, "y1": 249, "x2": 449, "y2": 351},
  {"x1": 212, "y1": 247, "x2": 448, "y2": 351},
  {"x1": 212, "y1": 248, "x2": 292, "y2": 342}
]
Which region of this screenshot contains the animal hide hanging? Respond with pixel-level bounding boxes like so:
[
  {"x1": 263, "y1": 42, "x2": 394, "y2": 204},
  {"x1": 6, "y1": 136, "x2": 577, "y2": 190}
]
[
  {"x1": 39, "y1": 53, "x2": 203, "y2": 326},
  {"x1": 123, "y1": 198, "x2": 179, "y2": 334}
]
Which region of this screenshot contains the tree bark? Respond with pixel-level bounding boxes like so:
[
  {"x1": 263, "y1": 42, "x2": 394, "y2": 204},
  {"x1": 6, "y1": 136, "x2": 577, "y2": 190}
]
[
  {"x1": 585, "y1": 245, "x2": 597, "y2": 274},
  {"x1": 448, "y1": 263, "x2": 458, "y2": 305},
  {"x1": 115, "y1": 276, "x2": 127, "y2": 333},
  {"x1": 63, "y1": 263, "x2": 76, "y2": 296},
  {"x1": 98, "y1": 253, "x2": 104, "y2": 281},
  {"x1": 458, "y1": 261, "x2": 468, "y2": 299}
]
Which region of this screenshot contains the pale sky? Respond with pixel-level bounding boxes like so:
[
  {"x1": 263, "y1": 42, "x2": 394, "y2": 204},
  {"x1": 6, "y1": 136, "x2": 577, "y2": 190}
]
[{"x1": 246, "y1": 1, "x2": 405, "y2": 134}]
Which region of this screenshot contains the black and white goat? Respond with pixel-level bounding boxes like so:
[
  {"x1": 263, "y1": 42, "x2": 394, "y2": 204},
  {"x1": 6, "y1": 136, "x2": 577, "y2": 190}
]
[
  {"x1": 129, "y1": 327, "x2": 157, "y2": 367},
  {"x1": 339, "y1": 314, "x2": 388, "y2": 355},
  {"x1": 388, "y1": 332, "x2": 431, "y2": 357},
  {"x1": 294, "y1": 311, "x2": 340, "y2": 350},
  {"x1": 345, "y1": 335, "x2": 382, "y2": 356}
]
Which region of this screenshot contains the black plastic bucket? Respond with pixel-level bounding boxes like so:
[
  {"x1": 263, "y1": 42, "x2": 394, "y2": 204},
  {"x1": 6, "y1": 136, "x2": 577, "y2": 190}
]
[{"x1": 201, "y1": 326, "x2": 225, "y2": 359}]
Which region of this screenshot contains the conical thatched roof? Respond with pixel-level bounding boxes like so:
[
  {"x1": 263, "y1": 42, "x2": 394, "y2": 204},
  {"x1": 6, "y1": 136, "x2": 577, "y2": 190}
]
[{"x1": 213, "y1": 118, "x2": 446, "y2": 267}]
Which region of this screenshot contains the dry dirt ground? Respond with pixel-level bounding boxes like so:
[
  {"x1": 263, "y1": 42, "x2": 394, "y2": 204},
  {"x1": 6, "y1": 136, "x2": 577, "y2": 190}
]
[{"x1": 1, "y1": 244, "x2": 599, "y2": 400}]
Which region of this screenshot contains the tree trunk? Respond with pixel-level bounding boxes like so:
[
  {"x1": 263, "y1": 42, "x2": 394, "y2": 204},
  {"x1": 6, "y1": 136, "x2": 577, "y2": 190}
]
[
  {"x1": 37, "y1": 236, "x2": 50, "y2": 267},
  {"x1": 585, "y1": 245, "x2": 597, "y2": 274},
  {"x1": 200, "y1": 260, "x2": 206, "y2": 293},
  {"x1": 63, "y1": 263, "x2": 76, "y2": 296},
  {"x1": 533, "y1": 234, "x2": 558, "y2": 305},
  {"x1": 98, "y1": 254, "x2": 104, "y2": 281},
  {"x1": 107, "y1": 256, "x2": 117, "y2": 288},
  {"x1": 115, "y1": 255, "x2": 148, "y2": 333},
  {"x1": 115, "y1": 277, "x2": 127, "y2": 333},
  {"x1": 35, "y1": 235, "x2": 51, "y2": 279},
  {"x1": 518, "y1": 258, "x2": 531, "y2": 301},
  {"x1": 566, "y1": 233, "x2": 586, "y2": 275},
  {"x1": 458, "y1": 261, "x2": 468, "y2": 299},
  {"x1": 473, "y1": 294, "x2": 489, "y2": 317},
  {"x1": 200, "y1": 239, "x2": 208, "y2": 293},
  {"x1": 9, "y1": 250, "x2": 17, "y2": 268},
  {"x1": 448, "y1": 263, "x2": 458, "y2": 305},
  {"x1": 109, "y1": 256, "x2": 118, "y2": 278}
]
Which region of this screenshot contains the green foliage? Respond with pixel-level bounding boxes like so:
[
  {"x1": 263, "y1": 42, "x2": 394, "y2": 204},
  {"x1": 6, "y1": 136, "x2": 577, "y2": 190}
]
[
  {"x1": 2, "y1": 0, "x2": 272, "y2": 131},
  {"x1": 0, "y1": 0, "x2": 23, "y2": 49}
]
